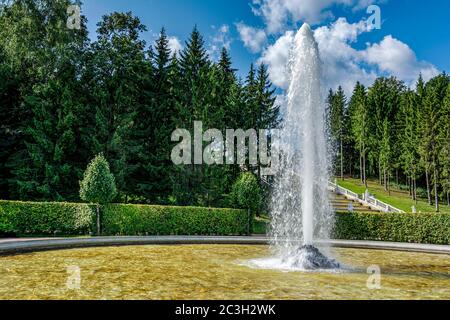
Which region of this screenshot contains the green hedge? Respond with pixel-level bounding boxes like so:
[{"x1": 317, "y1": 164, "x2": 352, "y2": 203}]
[
  {"x1": 1, "y1": 200, "x2": 449, "y2": 244},
  {"x1": 0, "y1": 200, "x2": 94, "y2": 236},
  {"x1": 0, "y1": 201, "x2": 249, "y2": 237},
  {"x1": 334, "y1": 212, "x2": 450, "y2": 245},
  {"x1": 101, "y1": 204, "x2": 249, "y2": 236}
]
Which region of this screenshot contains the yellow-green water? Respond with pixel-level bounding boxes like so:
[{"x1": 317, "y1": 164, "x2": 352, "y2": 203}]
[{"x1": 0, "y1": 245, "x2": 449, "y2": 300}]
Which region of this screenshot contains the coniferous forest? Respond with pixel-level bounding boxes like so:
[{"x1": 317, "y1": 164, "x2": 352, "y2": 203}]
[
  {"x1": 327, "y1": 75, "x2": 450, "y2": 212},
  {"x1": 0, "y1": 1, "x2": 449, "y2": 212},
  {"x1": 0, "y1": 1, "x2": 280, "y2": 207}
]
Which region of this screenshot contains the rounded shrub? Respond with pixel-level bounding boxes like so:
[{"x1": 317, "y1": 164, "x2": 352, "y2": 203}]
[
  {"x1": 79, "y1": 154, "x2": 117, "y2": 204},
  {"x1": 231, "y1": 172, "x2": 262, "y2": 233},
  {"x1": 231, "y1": 172, "x2": 262, "y2": 214},
  {"x1": 80, "y1": 154, "x2": 117, "y2": 235}
]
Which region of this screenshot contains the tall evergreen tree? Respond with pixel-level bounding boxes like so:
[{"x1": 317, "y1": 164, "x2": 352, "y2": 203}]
[
  {"x1": 400, "y1": 89, "x2": 420, "y2": 201},
  {"x1": 349, "y1": 82, "x2": 368, "y2": 187},
  {"x1": 328, "y1": 86, "x2": 346, "y2": 180},
  {"x1": 421, "y1": 73, "x2": 449, "y2": 211},
  {"x1": 84, "y1": 12, "x2": 149, "y2": 199},
  {"x1": 3, "y1": 0, "x2": 90, "y2": 200},
  {"x1": 440, "y1": 84, "x2": 450, "y2": 206}
]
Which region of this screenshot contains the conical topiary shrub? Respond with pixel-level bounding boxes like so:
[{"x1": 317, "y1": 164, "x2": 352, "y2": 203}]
[{"x1": 80, "y1": 154, "x2": 117, "y2": 235}]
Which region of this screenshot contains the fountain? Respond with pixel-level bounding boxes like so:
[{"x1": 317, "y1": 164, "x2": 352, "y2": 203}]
[{"x1": 263, "y1": 23, "x2": 339, "y2": 270}]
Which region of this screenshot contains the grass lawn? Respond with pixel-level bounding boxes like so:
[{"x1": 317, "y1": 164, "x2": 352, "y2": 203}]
[{"x1": 337, "y1": 178, "x2": 450, "y2": 214}]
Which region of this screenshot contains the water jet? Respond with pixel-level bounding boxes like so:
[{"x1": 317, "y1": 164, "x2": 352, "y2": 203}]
[{"x1": 262, "y1": 23, "x2": 338, "y2": 270}]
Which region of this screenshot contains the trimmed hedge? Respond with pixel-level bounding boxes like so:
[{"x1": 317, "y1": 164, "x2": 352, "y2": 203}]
[
  {"x1": 1, "y1": 200, "x2": 449, "y2": 244},
  {"x1": 101, "y1": 204, "x2": 249, "y2": 236},
  {"x1": 0, "y1": 201, "x2": 249, "y2": 237},
  {"x1": 0, "y1": 200, "x2": 94, "y2": 236},
  {"x1": 334, "y1": 212, "x2": 450, "y2": 245}
]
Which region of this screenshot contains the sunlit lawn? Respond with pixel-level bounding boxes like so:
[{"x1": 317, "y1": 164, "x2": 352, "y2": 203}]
[{"x1": 337, "y1": 178, "x2": 450, "y2": 214}]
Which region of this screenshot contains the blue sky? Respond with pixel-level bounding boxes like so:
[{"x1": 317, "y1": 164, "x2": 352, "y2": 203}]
[{"x1": 81, "y1": 0, "x2": 450, "y2": 92}]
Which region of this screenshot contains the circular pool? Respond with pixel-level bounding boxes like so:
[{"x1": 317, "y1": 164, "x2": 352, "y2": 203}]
[{"x1": 0, "y1": 245, "x2": 448, "y2": 300}]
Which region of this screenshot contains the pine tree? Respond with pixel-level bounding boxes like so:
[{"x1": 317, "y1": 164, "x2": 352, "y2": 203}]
[
  {"x1": 0, "y1": 47, "x2": 20, "y2": 199},
  {"x1": 328, "y1": 86, "x2": 346, "y2": 180},
  {"x1": 255, "y1": 64, "x2": 280, "y2": 130},
  {"x1": 379, "y1": 118, "x2": 392, "y2": 194},
  {"x1": 366, "y1": 77, "x2": 403, "y2": 187},
  {"x1": 400, "y1": 89, "x2": 420, "y2": 202},
  {"x1": 349, "y1": 82, "x2": 369, "y2": 187},
  {"x1": 440, "y1": 84, "x2": 450, "y2": 206},
  {"x1": 419, "y1": 73, "x2": 449, "y2": 212},
  {"x1": 84, "y1": 12, "x2": 148, "y2": 200},
  {"x1": 4, "y1": 0, "x2": 90, "y2": 200},
  {"x1": 174, "y1": 26, "x2": 211, "y2": 205}
]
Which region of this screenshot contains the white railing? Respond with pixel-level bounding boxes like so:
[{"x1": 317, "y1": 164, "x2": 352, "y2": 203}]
[
  {"x1": 328, "y1": 181, "x2": 405, "y2": 213},
  {"x1": 328, "y1": 181, "x2": 361, "y2": 201},
  {"x1": 365, "y1": 195, "x2": 404, "y2": 213}
]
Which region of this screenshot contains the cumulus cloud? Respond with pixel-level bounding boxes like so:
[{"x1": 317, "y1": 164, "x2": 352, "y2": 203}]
[
  {"x1": 208, "y1": 24, "x2": 233, "y2": 60},
  {"x1": 259, "y1": 18, "x2": 439, "y2": 94},
  {"x1": 236, "y1": 22, "x2": 267, "y2": 53},
  {"x1": 363, "y1": 35, "x2": 439, "y2": 82},
  {"x1": 259, "y1": 31, "x2": 294, "y2": 88},
  {"x1": 251, "y1": 0, "x2": 381, "y2": 33},
  {"x1": 167, "y1": 36, "x2": 183, "y2": 56}
]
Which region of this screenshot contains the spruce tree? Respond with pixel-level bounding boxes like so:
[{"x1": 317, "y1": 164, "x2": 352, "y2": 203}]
[
  {"x1": 400, "y1": 89, "x2": 420, "y2": 201},
  {"x1": 349, "y1": 82, "x2": 369, "y2": 187},
  {"x1": 328, "y1": 86, "x2": 346, "y2": 180},
  {"x1": 85, "y1": 12, "x2": 148, "y2": 200},
  {"x1": 4, "y1": 0, "x2": 90, "y2": 200},
  {"x1": 440, "y1": 84, "x2": 450, "y2": 206},
  {"x1": 420, "y1": 73, "x2": 449, "y2": 211}
]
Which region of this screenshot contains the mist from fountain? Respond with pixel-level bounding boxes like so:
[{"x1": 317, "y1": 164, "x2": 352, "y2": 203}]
[{"x1": 248, "y1": 23, "x2": 339, "y2": 271}]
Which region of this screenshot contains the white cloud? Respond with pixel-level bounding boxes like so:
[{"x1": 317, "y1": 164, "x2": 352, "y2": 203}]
[
  {"x1": 259, "y1": 30, "x2": 294, "y2": 88},
  {"x1": 251, "y1": 0, "x2": 381, "y2": 33},
  {"x1": 208, "y1": 24, "x2": 233, "y2": 60},
  {"x1": 259, "y1": 18, "x2": 439, "y2": 94},
  {"x1": 314, "y1": 17, "x2": 379, "y2": 93},
  {"x1": 363, "y1": 35, "x2": 439, "y2": 83},
  {"x1": 167, "y1": 36, "x2": 183, "y2": 56},
  {"x1": 236, "y1": 22, "x2": 267, "y2": 53}
]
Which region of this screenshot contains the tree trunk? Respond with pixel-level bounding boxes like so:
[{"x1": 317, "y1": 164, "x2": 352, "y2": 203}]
[
  {"x1": 359, "y1": 147, "x2": 363, "y2": 184},
  {"x1": 396, "y1": 169, "x2": 399, "y2": 187},
  {"x1": 363, "y1": 153, "x2": 367, "y2": 188},
  {"x1": 425, "y1": 167, "x2": 432, "y2": 205},
  {"x1": 379, "y1": 163, "x2": 382, "y2": 185},
  {"x1": 414, "y1": 177, "x2": 418, "y2": 205},
  {"x1": 384, "y1": 169, "x2": 387, "y2": 192},
  {"x1": 434, "y1": 166, "x2": 439, "y2": 213},
  {"x1": 388, "y1": 173, "x2": 391, "y2": 196},
  {"x1": 408, "y1": 176, "x2": 411, "y2": 197},
  {"x1": 96, "y1": 205, "x2": 101, "y2": 236},
  {"x1": 340, "y1": 140, "x2": 344, "y2": 180},
  {"x1": 447, "y1": 192, "x2": 450, "y2": 206}
]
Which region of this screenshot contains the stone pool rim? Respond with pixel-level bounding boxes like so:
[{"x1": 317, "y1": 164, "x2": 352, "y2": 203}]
[{"x1": 0, "y1": 236, "x2": 449, "y2": 256}]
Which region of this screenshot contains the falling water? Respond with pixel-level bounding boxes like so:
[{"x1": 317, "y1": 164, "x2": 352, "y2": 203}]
[{"x1": 248, "y1": 23, "x2": 339, "y2": 271}]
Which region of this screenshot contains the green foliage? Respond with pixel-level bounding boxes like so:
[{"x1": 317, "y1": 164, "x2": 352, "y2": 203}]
[
  {"x1": 0, "y1": 5, "x2": 280, "y2": 206},
  {"x1": 102, "y1": 204, "x2": 248, "y2": 236},
  {"x1": 334, "y1": 212, "x2": 450, "y2": 245},
  {"x1": 231, "y1": 172, "x2": 262, "y2": 215},
  {"x1": 79, "y1": 154, "x2": 117, "y2": 204},
  {"x1": 0, "y1": 200, "x2": 94, "y2": 236}
]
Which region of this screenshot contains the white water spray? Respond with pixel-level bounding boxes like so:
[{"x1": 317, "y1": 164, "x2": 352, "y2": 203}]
[{"x1": 249, "y1": 23, "x2": 339, "y2": 271}]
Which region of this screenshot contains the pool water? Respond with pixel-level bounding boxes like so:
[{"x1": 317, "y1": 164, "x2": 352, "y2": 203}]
[{"x1": 0, "y1": 245, "x2": 449, "y2": 300}]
